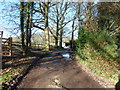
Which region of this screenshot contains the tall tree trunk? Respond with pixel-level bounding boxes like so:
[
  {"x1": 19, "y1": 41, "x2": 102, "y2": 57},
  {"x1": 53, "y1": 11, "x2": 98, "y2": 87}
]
[
  {"x1": 44, "y1": 2, "x2": 49, "y2": 51},
  {"x1": 71, "y1": 20, "x2": 74, "y2": 50},
  {"x1": 28, "y1": 2, "x2": 34, "y2": 47},
  {"x1": 78, "y1": 2, "x2": 81, "y2": 32},
  {"x1": 25, "y1": 2, "x2": 30, "y2": 54},
  {"x1": 59, "y1": 24, "x2": 63, "y2": 48},
  {"x1": 55, "y1": 15, "x2": 59, "y2": 47},
  {"x1": 20, "y1": 1, "x2": 25, "y2": 51},
  {"x1": 55, "y1": 6, "x2": 59, "y2": 47}
]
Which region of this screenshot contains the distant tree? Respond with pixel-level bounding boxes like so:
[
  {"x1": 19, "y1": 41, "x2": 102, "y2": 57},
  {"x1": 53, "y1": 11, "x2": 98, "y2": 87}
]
[
  {"x1": 33, "y1": 2, "x2": 59, "y2": 50},
  {"x1": 50, "y1": 2, "x2": 73, "y2": 47}
]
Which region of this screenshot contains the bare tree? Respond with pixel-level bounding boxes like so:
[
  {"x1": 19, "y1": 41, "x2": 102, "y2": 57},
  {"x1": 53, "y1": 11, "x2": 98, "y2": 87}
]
[
  {"x1": 49, "y1": 2, "x2": 73, "y2": 47},
  {"x1": 20, "y1": 0, "x2": 25, "y2": 51},
  {"x1": 33, "y1": 2, "x2": 59, "y2": 50}
]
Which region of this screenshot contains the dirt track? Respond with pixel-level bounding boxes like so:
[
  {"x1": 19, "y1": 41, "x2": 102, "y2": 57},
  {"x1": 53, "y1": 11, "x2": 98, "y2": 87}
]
[{"x1": 18, "y1": 51, "x2": 103, "y2": 88}]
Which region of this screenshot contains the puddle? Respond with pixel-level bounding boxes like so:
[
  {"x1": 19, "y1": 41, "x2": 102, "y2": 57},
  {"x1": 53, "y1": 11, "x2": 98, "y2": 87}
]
[{"x1": 61, "y1": 53, "x2": 72, "y2": 60}]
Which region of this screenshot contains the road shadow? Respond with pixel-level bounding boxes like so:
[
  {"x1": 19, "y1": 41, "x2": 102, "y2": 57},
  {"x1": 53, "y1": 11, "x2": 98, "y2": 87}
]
[
  {"x1": 2, "y1": 50, "x2": 49, "y2": 90},
  {"x1": 2, "y1": 49, "x2": 74, "y2": 89}
]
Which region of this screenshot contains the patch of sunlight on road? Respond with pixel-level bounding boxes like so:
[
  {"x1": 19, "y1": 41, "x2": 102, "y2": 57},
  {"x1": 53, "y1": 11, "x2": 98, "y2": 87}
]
[
  {"x1": 47, "y1": 75, "x2": 62, "y2": 88},
  {"x1": 47, "y1": 79, "x2": 62, "y2": 88}
]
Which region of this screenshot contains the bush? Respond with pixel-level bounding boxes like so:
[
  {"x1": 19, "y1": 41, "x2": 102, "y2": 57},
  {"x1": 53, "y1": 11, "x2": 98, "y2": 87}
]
[
  {"x1": 77, "y1": 29, "x2": 119, "y2": 81},
  {"x1": 77, "y1": 29, "x2": 118, "y2": 60}
]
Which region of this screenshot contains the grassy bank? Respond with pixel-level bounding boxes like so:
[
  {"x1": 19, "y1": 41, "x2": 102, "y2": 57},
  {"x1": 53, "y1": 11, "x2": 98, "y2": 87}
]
[
  {"x1": 76, "y1": 30, "x2": 119, "y2": 82},
  {"x1": 1, "y1": 56, "x2": 37, "y2": 89}
]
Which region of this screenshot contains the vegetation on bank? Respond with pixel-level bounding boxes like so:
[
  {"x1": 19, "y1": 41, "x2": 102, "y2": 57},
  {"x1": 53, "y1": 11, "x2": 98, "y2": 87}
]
[
  {"x1": 76, "y1": 29, "x2": 119, "y2": 81},
  {"x1": 1, "y1": 56, "x2": 37, "y2": 89}
]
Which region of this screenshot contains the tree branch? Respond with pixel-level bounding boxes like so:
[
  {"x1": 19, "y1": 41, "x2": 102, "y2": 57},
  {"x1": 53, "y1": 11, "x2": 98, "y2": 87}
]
[{"x1": 33, "y1": 24, "x2": 44, "y2": 31}]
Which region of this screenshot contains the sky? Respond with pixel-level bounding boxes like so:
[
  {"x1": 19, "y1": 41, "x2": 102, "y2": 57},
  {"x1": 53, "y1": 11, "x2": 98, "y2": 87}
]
[
  {"x1": 0, "y1": 1, "x2": 20, "y2": 38},
  {"x1": 0, "y1": 0, "x2": 119, "y2": 38},
  {"x1": 0, "y1": 2, "x2": 9, "y2": 38},
  {"x1": 0, "y1": 1, "x2": 75, "y2": 38},
  {"x1": 0, "y1": 0, "x2": 100, "y2": 39}
]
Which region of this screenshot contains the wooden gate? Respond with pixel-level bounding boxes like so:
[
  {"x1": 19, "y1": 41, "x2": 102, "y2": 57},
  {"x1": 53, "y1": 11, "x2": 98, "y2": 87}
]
[
  {"x1": 2, "y1": 36, "x2": 12, "y2": 56},
  {"x1": 0, "y1": 31, "x2": 12, "y2": 56}
]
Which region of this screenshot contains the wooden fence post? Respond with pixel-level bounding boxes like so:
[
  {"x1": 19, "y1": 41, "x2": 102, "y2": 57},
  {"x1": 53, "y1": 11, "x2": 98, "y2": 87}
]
[
  {"x1": 8, "y1": 37, "x2": 12, "y2": 56},
  {"x1": 0, "y1": 31, "x2": 3, "y2": 38}
]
